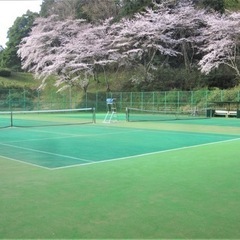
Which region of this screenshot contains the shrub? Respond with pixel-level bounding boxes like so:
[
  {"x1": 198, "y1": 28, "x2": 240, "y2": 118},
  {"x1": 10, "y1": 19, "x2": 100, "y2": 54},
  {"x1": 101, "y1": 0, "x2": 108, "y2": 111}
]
[{"x1": 0, "y1": 68, "x2": 11, "y2": 77}]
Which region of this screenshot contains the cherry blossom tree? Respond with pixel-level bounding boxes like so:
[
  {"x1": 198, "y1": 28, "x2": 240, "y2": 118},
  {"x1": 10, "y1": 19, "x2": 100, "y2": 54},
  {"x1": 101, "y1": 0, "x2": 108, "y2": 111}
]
[
  {"x1": 107, "y1": 1, "x2": 206, "y2": 84},
  {"x1": 18, "y1": 1, "x2": 212, "y2": 91},
  {"x1": 19, "y1": 5, "x2": 181, "y2": 89},
  {"x1": 18, "y1": 16, "x2": 86, "y2": 73},
  {"x1": 106, "y1": 4, "x2": 178, "y2": 84},
  {"x1": 199, "y1": 12, "x2": 240, "y2": 80},
  {"x1": 171, "y1": 3, "x2": 206, "y2": 73},
  {"x1": 18, "y1": 15, "x2": 114, "y2": 91}
]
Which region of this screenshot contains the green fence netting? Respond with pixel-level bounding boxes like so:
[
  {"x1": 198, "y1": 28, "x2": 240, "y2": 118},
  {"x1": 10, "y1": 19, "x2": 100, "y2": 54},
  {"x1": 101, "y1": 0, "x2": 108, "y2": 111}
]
[{"x1": 0, "y1": 89, "x2": 240, "y2": 112}]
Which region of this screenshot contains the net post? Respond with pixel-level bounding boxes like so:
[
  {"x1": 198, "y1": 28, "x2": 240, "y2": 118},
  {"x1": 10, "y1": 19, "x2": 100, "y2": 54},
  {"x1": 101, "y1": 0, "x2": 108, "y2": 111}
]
[
  {"x1": 126, "y1": 107, "x2": 129, "y2": 122},
  {"x1": 92, "y1": 107, "x2": 96, "y2": 123},
  {"x1": 10, "y1": 111, "x2": 13, "y2": 127}
]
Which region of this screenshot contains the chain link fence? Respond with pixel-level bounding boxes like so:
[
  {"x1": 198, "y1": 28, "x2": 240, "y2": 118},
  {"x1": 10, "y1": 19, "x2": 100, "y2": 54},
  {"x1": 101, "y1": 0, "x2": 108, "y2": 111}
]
[{"x1": 1, "y1": 88, "x2": 240, "y2": 112}]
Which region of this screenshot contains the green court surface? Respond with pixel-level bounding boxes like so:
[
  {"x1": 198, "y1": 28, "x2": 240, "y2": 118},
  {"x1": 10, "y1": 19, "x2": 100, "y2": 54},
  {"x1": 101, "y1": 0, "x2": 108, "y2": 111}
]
[
  {"x1": 0, "y1": 123, "x2": 239, "y2": 169},
  {"x1": 0, "y1": 116, "x2": 240, "y2": 238}
]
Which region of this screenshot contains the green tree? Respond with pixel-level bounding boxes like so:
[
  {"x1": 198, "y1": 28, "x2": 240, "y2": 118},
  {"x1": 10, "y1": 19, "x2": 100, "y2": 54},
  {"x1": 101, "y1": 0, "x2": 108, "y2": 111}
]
[
  {"x1": 39, "y1": 0, "x2": 157, "y2": 22},
  {"x1": 81, "y1": 0, "x2": 119, "y2": 22},
  {"x1": 0, "y1": 45, "x2": 4, "y2": 67},
  {"x1": 224, "y1": 0, "x2": 240, "y2": 10},
  {"x1": 196, "y1": 0, "x2": 225, "y2": 13},
  {"x1": 1, "y1": 11, "x2": 39, "y2": 71},
  {"x1": 120, "y1": 0, "x2": 153, "y2": 17},
  {"x1": 39, "y1": 0, "x2": 55, "y2": 17},
  {"x1": 40, "y1": 0, "x2": 87, "y2": 20}
]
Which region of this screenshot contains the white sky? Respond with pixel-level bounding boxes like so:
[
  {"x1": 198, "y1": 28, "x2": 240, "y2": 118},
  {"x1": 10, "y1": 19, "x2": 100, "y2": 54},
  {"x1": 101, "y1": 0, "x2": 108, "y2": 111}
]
[{"x1": 0, "y1": 0, "x2": 42, "y2": 47}]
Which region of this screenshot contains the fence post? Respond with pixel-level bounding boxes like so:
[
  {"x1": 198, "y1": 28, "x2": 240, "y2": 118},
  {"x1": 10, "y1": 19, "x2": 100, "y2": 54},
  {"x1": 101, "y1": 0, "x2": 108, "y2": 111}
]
[
  {"x1": 23, "y1": 89, "x2": 26, "y2": 110},
  {"x1": 120, "y1": 92, "x2": 122, "y2": 111},
  {"x1": 177, "y1": 91, "x2": 180, "y2": 110},
  {"x1": 205, "y1": 90, "x2": 208, "y2": 109},
  {"x1": 37, "y1": 90, "x2": 40, "y2": 110},
  {"x1": 95, "y1": 92, "x2": 98, "y2": 111},
  {"x1": 130, "y1": 92, "x2": 133, "y2": 108},
  {"x1": 152, "y1": 92, "x2": 155, "y2": 110},
  {"x1": 85, "y1": 92, "x2": 88, "y2": 108},
  {"x1": 69, "y1": 86, "x2": 72, "y2": 109},
  {"x1": 164, "y1": 91, "x2": 167, "y2": 111},
  {"x1": 191, "y1": 91, "x2": 194, "y2": 108},
  {"x1": 221, "y1": 90, "x2": 224, "y2": 101},
  {"x1": 8, "y1": 89, "x2": 11, "y2": 110}
]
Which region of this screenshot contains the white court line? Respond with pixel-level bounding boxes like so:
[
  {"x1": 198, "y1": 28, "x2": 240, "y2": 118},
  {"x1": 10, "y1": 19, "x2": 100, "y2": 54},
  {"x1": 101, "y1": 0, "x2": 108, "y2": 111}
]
[
  {"x1": 51, "y1": 137, "x2": 240, "y2": 170},
  {"x1": 4, "y1": 134, "x2": 96, "y2": 143},
  {"x1": 1, "y1": 135, "x2": 239, "y2": 171},
  {"x1": 0, "y1": 155, "x2": 51, "y2": 170},
  {"x1": 0, "y1": 142, "x2": 93, "y2": 163},
  {"x1": 0, "y1": 127, "x2": 144, "y2": 169},
  {"x1": 3, "y1": 128, "x2": 144, "y2": 144}
]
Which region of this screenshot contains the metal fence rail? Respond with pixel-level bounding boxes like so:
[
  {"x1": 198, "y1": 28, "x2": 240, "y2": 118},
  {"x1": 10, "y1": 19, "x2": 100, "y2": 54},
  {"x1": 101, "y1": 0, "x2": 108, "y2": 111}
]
[{"x1": 1, "y1": 89, "x2": 240, "y2": 112}]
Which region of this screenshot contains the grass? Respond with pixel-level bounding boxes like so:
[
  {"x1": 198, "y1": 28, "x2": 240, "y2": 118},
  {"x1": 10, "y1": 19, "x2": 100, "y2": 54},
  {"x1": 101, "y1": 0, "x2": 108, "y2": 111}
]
[
  {"x1": 0, "y1": 70, "x2": 128, "y2": 93},
  {"x1": 0, "y1": 72, "x2": 39, "y2": 89},
  {"x1": 0, "y1": 118, "x2": 240, "y2": 239}
]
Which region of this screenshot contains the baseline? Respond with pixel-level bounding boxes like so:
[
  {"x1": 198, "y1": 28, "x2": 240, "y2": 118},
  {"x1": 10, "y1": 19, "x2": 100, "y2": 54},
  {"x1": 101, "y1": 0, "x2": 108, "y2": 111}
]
[
  {"x1": 52, "y1": 137, "x2": 240, "y2": 170},
  {"x1": 0, "y1": 142, "x2": 94, "y2": 169},
  {"x1": 0, "y1": 155, "x2": 51, "y2": 170}
]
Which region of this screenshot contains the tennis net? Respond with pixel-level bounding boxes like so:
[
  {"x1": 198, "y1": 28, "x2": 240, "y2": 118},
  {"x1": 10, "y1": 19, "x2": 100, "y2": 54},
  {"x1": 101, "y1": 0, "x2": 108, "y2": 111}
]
[
  {"x1": 0, "y1": 108, "x2": 96, "y2": 128},
  {"x1": 126, "y1": 107, "x2": 207, "y2": 122}
]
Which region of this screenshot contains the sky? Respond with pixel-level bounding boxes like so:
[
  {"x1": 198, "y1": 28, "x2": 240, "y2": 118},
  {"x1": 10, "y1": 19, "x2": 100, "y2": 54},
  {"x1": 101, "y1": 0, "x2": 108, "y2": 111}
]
[{"x1": 0, "y1": 0, "x2": 42, "y2": 47}]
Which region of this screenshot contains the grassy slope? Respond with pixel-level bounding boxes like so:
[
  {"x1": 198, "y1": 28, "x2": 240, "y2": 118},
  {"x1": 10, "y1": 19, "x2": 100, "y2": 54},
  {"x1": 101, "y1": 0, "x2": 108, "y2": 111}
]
[
  {"x1": 0, "y1": 71, "x2": 125, "y2": 95},
  {"x1": 1, "y1": 71, "x2": 240, "y2": 92},
  {"x1": 0, "y1": 72, "x2": 40, "y2": 89}
]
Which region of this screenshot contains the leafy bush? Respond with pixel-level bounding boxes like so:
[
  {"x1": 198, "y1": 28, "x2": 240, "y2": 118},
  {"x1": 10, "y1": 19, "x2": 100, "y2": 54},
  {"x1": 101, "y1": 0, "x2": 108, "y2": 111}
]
[{"x1": 0, "y1": 68, "x2": 11, "y2": 77}]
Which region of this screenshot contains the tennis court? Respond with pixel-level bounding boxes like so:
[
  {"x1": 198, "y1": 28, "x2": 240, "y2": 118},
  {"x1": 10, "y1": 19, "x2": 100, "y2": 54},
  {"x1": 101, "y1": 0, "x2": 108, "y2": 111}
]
[
  {"x1": 0, "y1": 121, "x2": 239, "y2": 170},
  {"x1": 0, "y1": 112, "x2": 240, "y2": 238}
]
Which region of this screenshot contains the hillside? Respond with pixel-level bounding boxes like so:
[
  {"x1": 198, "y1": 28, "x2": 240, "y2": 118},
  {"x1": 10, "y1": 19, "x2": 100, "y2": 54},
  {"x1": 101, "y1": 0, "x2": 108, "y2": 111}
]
[
  {"x1": 1, "y1": 1, "x2": 240, "y2": 93},
  {"x1": 0, "y1": 72, "x2": 240, "y2": 114},
  {"x1": 0, "y1": 72, "x2": 39, "y2": 89}
]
